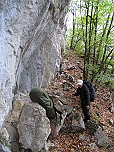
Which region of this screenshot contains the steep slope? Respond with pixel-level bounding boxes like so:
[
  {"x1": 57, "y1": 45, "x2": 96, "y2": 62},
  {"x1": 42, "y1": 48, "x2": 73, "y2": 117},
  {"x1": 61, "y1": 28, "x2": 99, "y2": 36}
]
[{"x1": 47, "y1": 53, "x2": 114, "y2": 152}]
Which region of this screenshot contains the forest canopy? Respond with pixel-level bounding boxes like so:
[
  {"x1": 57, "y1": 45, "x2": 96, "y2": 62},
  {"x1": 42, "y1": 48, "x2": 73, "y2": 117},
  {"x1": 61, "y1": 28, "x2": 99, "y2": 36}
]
[{"x1": 66, "y1": 0, "x2": 114, "y2": 90}]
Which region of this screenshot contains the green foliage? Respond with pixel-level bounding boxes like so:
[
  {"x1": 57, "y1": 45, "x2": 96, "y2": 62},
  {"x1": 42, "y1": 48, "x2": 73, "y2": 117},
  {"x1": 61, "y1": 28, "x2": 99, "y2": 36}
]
[
  {"x1": 65, "y1": 0, "x2": 114, "y2": 90},
  {"x1": 95, "y1": 72, "x2": 114, "y2": 90},
  {"x1": 66, "y1": 28, "x2": 73, "y2": 48}
]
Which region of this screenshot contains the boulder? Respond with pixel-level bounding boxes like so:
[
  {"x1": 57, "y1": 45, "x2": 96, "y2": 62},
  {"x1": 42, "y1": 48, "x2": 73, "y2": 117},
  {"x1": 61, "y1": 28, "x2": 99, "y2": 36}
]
[
  {"x1": 94, "y1": 127, "x2": 111, "y2": 148},
  {"x1": 17, "y1": 102, "x2": 51, "y2": 152},
  {"x1": 60, "y1": 111, "x2": 85, "y2": 134},
  {"x1": 72, "y1": 112, "x2": 85, "y2": 133}
]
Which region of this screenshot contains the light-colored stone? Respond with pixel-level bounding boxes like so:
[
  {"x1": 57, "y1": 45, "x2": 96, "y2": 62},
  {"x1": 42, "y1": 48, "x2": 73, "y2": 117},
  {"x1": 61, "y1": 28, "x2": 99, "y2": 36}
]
[
  {"x1": 94, "y1": 127, "x2": 111, "y2": 148},
  {"x1": 17, "y1": 102, "x2": 51, "y2": 152},
  {"x1": 0, "y1": 91, "x2": 10, "y2": 128},
  {"x1": 0, "y1": 0, "x2": 70, "y2": 128},
  {"x1": 13, "y1": 99, "x2": 24, "y2": 113}
]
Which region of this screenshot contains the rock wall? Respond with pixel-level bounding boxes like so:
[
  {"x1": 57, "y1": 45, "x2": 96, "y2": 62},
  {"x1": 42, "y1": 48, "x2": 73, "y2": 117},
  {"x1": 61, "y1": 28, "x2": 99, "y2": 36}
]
[{"x1": 0, "y1": 0, "x2": 70, "y2": 128}]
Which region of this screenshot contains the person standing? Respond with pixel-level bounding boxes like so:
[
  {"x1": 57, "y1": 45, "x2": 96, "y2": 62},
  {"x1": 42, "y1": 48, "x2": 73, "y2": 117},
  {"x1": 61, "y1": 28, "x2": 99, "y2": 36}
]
[{"x1": 73, "y1": 79, "x2": 90, "y2": 123}]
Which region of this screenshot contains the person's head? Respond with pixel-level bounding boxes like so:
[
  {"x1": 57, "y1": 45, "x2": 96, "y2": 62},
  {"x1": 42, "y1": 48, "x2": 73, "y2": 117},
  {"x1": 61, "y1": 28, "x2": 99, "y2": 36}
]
[{"x1": 77, "y1": 79, "x2": 83, "y2": 88}]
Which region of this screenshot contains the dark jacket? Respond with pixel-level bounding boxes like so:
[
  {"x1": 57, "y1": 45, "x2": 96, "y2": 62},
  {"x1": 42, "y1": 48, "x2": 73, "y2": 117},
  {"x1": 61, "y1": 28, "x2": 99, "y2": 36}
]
[{"x1": 74, "y1": 84, "x2": 90, "y2": 105}]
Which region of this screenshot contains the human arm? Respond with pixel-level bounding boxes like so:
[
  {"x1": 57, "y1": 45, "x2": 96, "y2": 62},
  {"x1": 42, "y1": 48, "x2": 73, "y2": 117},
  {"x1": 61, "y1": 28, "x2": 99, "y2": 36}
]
[{"x1": 73, "y1": 88, "x2": 80, "y2": 96}]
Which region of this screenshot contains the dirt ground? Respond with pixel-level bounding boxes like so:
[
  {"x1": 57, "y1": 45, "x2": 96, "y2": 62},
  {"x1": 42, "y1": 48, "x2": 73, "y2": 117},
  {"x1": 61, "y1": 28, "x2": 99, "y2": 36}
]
[{"x1": 47, "y1": 53, "x2": 114, "y2": 152}]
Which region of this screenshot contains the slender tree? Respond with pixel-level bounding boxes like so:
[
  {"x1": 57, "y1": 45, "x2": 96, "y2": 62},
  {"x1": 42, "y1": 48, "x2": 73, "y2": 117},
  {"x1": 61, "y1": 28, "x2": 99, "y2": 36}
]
[{"x1": 66, "y1": 0, "x2": 114, "y2": 87}]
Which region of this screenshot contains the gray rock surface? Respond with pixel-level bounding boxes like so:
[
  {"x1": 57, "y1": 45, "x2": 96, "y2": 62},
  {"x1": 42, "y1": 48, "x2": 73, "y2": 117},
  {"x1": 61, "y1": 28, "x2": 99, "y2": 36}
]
[
  {"x1": 0, "y1": 91, "x2": 9, "y2": 128},
  {"x1": 60, "y1": 111, "x2": 85, "y2": 134},
  {"x1": 72, "y1": 112, "x2": 85, "y2": 133},
  {"x1": 94, "y1": 127, "x2": 111, "y2": 148},
  {"x1": 1, "y1": 90, "x2": 71, "y2": 151},
  {"x1": 0, "y1": 0, "x2": 70, "y2": 128},
  {"x1": 17, "y1": 102, "x2": 51, "y2": 152}
]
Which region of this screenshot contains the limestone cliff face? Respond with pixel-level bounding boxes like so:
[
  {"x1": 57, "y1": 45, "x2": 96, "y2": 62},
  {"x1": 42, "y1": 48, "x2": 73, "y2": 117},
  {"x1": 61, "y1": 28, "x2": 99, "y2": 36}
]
[{"x1": 0, "y1": 0, "x2": 70, "y2": 128}]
